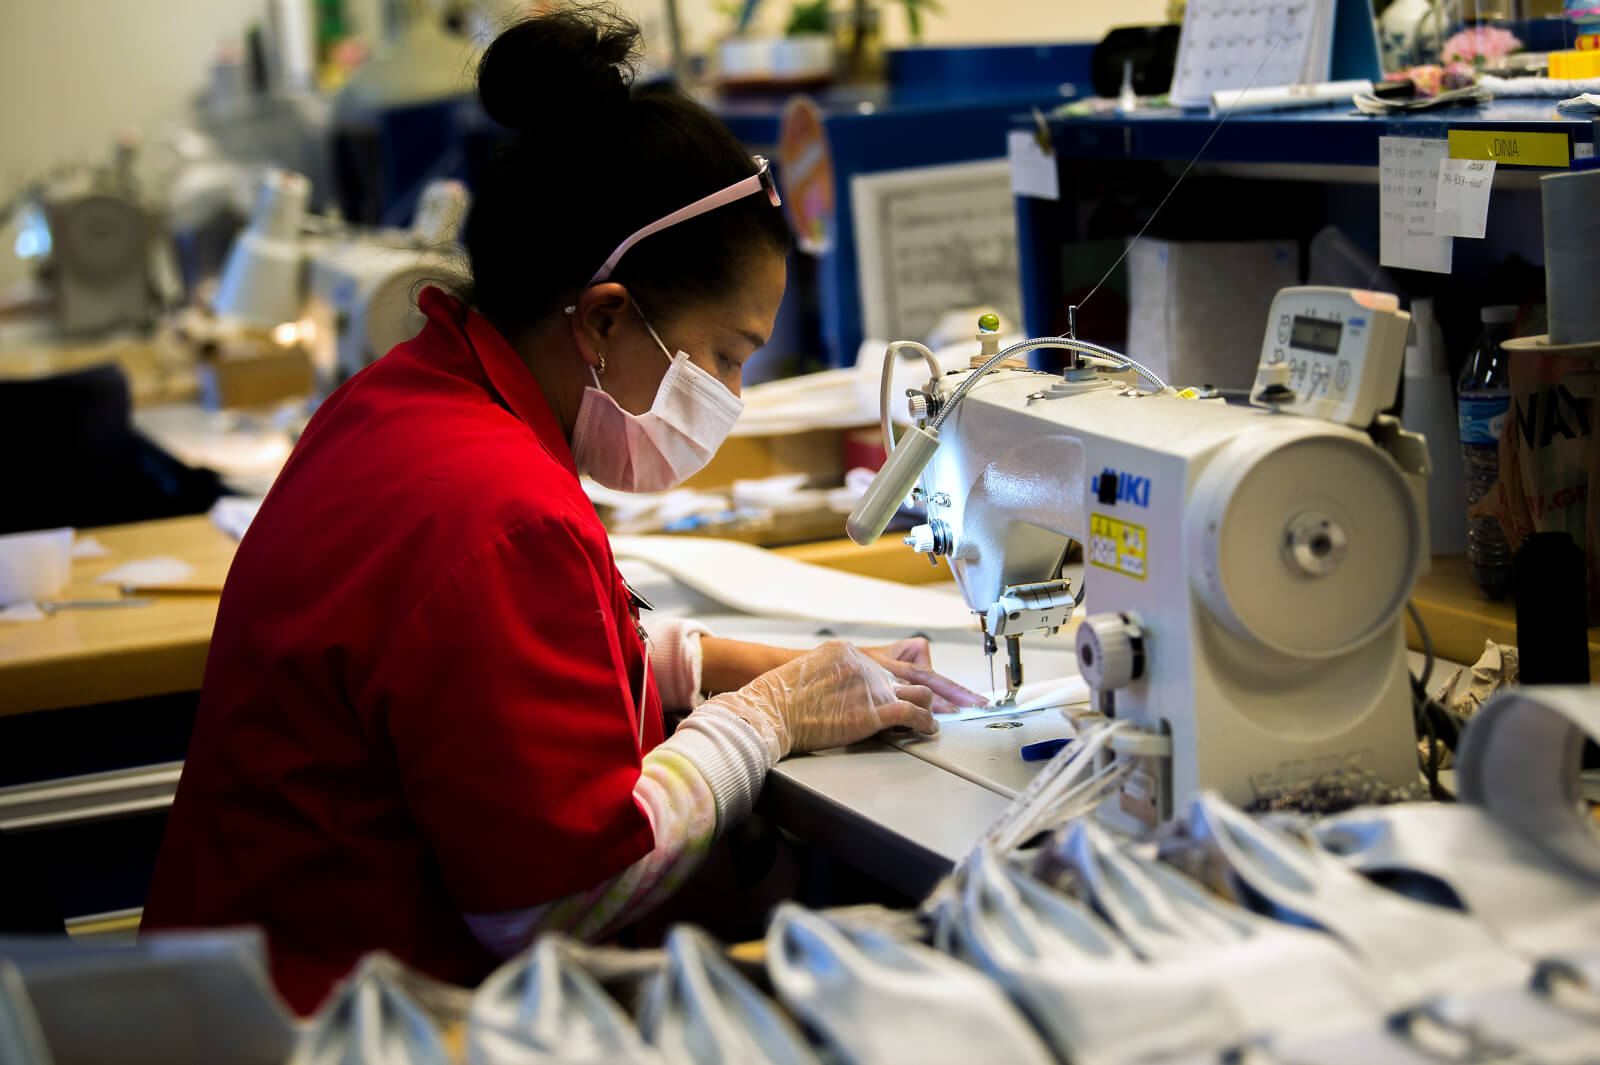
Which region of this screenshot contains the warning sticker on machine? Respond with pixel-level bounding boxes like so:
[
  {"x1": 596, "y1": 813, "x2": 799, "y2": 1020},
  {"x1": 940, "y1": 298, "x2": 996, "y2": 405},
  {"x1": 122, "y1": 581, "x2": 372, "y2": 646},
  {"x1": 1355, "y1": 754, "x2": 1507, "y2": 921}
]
[{"x1": 1089, "y1": 513, "x2": 1147, "y2": 580}]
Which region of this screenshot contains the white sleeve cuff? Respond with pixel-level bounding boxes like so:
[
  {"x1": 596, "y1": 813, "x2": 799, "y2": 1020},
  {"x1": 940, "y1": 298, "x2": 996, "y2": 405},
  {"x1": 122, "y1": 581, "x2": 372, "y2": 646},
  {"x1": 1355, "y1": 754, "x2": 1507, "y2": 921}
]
[
  {"x1": 660, "y1": 700, "x2": 774, "y2": 826},
  {"x1": 643, "y1": 616, "x2": 714, "y2": 711}
]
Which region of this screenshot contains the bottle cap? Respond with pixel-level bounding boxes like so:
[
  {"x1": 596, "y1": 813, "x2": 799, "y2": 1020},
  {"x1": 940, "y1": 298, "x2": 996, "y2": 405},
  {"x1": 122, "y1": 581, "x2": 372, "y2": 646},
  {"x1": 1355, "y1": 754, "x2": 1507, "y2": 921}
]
[
  {"x1": 1406, "y1": 297, "x2": 1444, "y2": 377},
  {"x1": 1404, "y1": 334, "x2": 1425, "y2": 379},
  {"x1": 1256, "y1": 362, "x2": 1291, "y2": 388},
  {"x1": 1481, "y1": 305, "x2": 1517, "y2": 324}
]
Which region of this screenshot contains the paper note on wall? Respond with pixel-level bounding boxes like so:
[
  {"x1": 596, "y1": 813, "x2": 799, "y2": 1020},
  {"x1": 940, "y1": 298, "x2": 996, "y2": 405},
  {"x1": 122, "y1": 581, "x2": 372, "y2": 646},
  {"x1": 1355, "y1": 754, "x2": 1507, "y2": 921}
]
[
  {"x1": 1379, "y1": 136, "x2": 1453, "y2": 274},
  {"x1": 1435, "y1": 158, "x2": 1495, "y2": 239},
  {"x1": 1008, "y1": 130, "x2": 1059, "y2": 201}
]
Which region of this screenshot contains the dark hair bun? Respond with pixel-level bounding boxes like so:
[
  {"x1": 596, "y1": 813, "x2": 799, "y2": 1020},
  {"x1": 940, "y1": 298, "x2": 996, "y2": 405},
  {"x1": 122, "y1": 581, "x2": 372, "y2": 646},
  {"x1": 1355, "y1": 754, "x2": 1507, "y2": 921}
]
[{"x1": 477, "y1": 7, "x2": 638, "y2": 133}]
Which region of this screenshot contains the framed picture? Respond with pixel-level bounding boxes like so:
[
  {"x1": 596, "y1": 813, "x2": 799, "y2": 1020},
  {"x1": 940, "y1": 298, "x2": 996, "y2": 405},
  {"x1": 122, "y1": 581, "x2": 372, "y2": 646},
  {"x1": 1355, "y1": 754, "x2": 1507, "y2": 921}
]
[{"x1": 851, "y1": 158, "x2": 1021, "y2": 344}]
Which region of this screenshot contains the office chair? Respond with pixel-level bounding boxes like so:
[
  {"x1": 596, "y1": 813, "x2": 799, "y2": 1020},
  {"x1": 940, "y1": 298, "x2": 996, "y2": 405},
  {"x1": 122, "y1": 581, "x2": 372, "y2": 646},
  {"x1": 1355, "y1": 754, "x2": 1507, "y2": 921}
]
[{"x1": 0, "y1": 365, "x2": 224, "y2": 535}]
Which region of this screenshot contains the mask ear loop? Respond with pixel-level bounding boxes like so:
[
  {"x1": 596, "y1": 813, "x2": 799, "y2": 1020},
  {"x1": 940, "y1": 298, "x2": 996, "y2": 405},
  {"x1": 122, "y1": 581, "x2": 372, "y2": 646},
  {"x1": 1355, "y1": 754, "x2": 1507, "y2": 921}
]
[{"x1": 637, "y1": 313, "x2": 677, "y2": 363}]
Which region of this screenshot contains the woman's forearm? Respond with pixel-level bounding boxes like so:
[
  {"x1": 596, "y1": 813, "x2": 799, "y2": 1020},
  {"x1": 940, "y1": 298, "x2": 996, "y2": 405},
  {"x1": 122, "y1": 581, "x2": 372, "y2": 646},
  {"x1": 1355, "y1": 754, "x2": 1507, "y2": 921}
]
[
  {"x1": 697, "y1": 637, "x2": 803, "y2": 695},
  {"x1": 460, "y1": 700, "x2": 772, "y2": 956}
]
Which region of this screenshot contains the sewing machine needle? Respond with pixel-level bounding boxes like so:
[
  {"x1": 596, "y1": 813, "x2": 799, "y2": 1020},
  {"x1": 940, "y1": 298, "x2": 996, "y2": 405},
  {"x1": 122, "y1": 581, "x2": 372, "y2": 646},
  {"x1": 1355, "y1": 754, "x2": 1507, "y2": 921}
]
[{"x1": 988, "y1": 651, "x2": 995, "y2": 698}]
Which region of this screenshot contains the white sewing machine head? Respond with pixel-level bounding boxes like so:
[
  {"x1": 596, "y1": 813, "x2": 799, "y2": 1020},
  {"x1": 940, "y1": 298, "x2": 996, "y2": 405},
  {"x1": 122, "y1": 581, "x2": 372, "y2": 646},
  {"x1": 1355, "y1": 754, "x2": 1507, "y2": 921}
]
[{"x1": 849, "y1": 287, "x2": 1428, "y2": 829}]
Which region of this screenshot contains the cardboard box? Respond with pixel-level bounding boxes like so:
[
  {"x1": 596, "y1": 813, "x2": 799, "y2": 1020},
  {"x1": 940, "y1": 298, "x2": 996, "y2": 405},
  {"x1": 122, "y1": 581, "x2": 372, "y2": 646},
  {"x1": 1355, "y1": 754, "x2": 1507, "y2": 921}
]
[
  {"x1": 1127, "y1": 239, "x2": 1299, "y2": 393},
  {"x1": 198, "y1": 348, "x2": 315, "y2": 410},
  {"x1": 681, "y1": 427, "x2": 852, "y2": 491}
]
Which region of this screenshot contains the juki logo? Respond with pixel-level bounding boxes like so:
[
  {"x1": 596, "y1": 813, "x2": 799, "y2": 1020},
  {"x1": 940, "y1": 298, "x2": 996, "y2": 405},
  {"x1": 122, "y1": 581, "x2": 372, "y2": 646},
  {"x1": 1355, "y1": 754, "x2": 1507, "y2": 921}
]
[{"x1": 1095, "y1": 468, "x2": 1150, "y2": 508}]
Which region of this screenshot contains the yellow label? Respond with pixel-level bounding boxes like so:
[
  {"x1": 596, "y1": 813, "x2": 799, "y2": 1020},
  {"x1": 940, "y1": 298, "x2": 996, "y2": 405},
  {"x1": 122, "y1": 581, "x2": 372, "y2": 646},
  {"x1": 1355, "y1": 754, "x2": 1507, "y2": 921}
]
[
  {"x1": 1174, "y1": 387, "x2": 1200, "y2": 399},
  {"x1": 1449, "y1": 129, "x2": 1570, "y2": 168},
  {"x1": 1089, "y1": 513, "x2": 1148, "y2": 581}
]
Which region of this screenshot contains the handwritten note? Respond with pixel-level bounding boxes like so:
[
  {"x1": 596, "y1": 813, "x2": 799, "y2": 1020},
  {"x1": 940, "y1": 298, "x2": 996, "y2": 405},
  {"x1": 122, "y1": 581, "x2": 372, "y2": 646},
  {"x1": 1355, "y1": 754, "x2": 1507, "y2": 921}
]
[
  {"x1": 1436, "y1": 158, "x2": 1495, "y2": 239},
  {"x1": 1379, "y1": 136, "x2": 1453, "y2": 275}
]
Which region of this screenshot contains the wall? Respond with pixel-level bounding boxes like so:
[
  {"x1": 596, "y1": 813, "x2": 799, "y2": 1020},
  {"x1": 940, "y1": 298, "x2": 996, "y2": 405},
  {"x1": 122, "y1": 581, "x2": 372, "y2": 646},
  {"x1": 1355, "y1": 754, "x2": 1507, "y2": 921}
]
[
  {"x1": 0, "y1": 0, "x2": 270, "y2": 288},
  {"x1": 878, "y1": 0, "x2": 1170, "y2": 46},
  {"x1": 657, "y1": 0, "x2": 1171, "y2": 54},
  {"x1": 1, "y1": 0, "x2": 1165, "y2": 176},
  {"x1": 0, "y1": 0, "x2": 1166, "y2": 287},
  {"x1": 0, "y1": 0, "x2": 268, "y2": 194}
]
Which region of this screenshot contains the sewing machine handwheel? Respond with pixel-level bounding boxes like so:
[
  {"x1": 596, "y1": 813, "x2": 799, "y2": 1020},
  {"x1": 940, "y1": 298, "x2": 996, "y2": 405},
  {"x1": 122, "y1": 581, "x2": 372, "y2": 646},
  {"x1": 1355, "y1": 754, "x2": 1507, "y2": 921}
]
[{"x1": 1185, "y1": 426, "x2": 1422, "y2": 658}]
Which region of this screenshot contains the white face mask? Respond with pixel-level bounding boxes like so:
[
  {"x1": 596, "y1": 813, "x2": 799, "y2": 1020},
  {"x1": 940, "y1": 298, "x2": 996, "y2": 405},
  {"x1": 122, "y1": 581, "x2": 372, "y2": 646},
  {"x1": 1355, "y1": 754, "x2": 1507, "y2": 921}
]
[{"x1": 571, "y1": 318, "x2": 745, "y2": 493}]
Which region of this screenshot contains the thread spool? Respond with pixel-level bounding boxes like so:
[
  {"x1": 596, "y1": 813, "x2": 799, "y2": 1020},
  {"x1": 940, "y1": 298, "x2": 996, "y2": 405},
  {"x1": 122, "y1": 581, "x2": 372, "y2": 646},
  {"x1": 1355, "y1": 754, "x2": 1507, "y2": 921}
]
[
  {"x1": 1515, "y1": 532, "x2": 1590, "y2": 684},
  {"x1": 1541, "y1": 167, "x2": 1600, "y2": 347}
]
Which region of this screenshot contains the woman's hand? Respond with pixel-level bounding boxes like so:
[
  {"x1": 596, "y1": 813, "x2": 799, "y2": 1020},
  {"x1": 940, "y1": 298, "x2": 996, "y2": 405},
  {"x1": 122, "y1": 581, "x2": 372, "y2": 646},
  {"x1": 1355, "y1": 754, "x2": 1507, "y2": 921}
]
[
  {"x1": 857, "y1": 637, "x2": 985, "y2": 714},
  {"x1": 713, "y1": 641, "x2": 938, "y2": 759},
  {"x1": 700, "y1": 635, "x2": 982, "y2": 716}
]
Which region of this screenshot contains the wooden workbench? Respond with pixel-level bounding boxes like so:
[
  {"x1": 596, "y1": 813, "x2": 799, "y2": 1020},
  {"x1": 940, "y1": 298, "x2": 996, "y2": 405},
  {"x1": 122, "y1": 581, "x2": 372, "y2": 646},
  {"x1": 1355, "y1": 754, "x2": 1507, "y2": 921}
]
[
  {"x1": 0, "y1": 516, "x2": 234, "y2": 717},
  {"x1": 774, "y1": 535, "x2": 954, "y2": 586},
  {"x1": 0, "y1": 329, "x2": 198, "y2": 408},
  {"x1": 3, "y1": 514, "x2": 1590, "y2": 719},
  {"x1": 0, "y1": 519, "x2": 948, "y2": 718},
  {"x1": 1408, "y1": 555, "x2": 1600, "y2": 678}
]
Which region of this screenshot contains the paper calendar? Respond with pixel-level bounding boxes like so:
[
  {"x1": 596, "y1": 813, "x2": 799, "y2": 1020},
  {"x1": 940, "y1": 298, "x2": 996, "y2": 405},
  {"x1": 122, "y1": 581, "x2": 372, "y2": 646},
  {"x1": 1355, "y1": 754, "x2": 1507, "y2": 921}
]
[{"x1": 1169, "y1": 0, "x2": 1382, "y2": 110}]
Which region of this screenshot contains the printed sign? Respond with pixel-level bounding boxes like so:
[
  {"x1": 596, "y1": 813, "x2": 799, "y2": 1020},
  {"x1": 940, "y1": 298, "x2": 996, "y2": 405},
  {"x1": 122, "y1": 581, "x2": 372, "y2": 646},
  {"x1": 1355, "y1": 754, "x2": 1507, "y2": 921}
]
[
  {"x1": 1449, "y1": 129, "x2": 1570, "y2": 168},
  {"x1": 1089, "y1": 513, "x2": 1148, "y2": 581}
]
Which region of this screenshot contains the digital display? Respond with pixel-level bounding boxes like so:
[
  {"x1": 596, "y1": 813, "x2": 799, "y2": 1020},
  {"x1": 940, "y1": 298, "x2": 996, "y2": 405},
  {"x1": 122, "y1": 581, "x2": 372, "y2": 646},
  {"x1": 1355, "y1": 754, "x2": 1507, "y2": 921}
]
[{"x1": 1291, "y1": 315, "x2": 1343, "y2": 355}]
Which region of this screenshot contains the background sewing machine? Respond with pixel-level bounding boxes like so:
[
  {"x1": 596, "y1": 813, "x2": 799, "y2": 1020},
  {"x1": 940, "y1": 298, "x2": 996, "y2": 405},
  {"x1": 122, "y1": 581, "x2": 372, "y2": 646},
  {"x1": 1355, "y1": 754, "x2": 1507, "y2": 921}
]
[
  {"x1": 6, "y1": 138, "x2": 184, "y2": 337},
  {"x1": 212, "y1": 168, "x2": 465, "y2": 388},
  {"x1": 848, "y1": 286, "x2": 1428, "y2": 831}
]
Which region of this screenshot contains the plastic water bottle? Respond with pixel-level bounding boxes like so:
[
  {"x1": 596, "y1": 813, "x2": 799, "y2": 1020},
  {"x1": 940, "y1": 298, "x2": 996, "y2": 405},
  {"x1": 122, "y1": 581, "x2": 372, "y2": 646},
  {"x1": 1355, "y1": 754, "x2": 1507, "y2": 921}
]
[{"x1": 1457, "y1": 305, "x2": 1516, "y2": 599}]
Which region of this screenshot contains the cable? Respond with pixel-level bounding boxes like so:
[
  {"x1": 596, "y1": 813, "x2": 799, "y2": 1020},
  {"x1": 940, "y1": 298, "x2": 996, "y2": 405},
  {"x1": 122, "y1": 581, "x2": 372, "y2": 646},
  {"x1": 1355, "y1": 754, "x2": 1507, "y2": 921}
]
[
  {"x1": 1404, "y1": 601, "x2": 1458, "y2": 801},
  {"x1": 928, "y1": 336, "x2": 1168, "y2": 435},
  {"x1": 1064, "y1": 30, "x2": 1290, "y2": 334},
  {"x1": 1415, "y1": 690, "x2": 1444, "y2": 799},
  {"x1": 1406, "y1": 600, "x2": 1434, "y2": 693},
  {"x1": 879, "y1": 342, "x2": 941, "y2": 453}
]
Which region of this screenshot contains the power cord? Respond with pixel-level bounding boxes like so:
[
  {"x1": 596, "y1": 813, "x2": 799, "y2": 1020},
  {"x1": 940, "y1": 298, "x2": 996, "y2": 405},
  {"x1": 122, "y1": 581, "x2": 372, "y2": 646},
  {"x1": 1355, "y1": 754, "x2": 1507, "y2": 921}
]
[{"x1": 1406, "y1": 601, "x2": 1465, "y2": 802}]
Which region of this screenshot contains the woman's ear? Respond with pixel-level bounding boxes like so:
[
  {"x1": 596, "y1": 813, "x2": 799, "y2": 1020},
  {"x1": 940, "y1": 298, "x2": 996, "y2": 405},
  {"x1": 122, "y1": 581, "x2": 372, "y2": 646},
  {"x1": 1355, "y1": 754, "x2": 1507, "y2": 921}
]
[{"x1": 569, "y1": 283, "x2": 633, "y2": 369}]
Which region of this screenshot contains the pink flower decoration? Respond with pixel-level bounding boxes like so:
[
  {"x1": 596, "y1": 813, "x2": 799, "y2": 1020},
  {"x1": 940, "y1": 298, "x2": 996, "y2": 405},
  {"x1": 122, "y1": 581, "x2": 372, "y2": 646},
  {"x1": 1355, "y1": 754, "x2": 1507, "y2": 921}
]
[
  {"x1": 1407, "y1": 64, "x2": 1444, "y2": 96},
  {"x1": 1441, "y1": 61, "x2": 1478, "y2": 89},
  {"x1": 1441, "y1": 26, "x2": 1523, "y2": 66}
]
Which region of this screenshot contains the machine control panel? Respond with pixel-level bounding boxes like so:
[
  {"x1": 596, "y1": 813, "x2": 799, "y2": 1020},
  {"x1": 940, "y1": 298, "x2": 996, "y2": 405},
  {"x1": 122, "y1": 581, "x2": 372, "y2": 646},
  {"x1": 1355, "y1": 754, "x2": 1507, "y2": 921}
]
[{"x1": 1255, "y1": 286, "x2": 1410, "y2": 428}]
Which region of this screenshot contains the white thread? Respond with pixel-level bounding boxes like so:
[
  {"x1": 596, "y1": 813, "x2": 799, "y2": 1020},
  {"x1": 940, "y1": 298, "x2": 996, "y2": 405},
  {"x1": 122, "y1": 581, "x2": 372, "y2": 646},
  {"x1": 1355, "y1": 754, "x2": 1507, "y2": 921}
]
[{"x1": 1065, "y1": 29, "x2": 1292, "y2": 336}]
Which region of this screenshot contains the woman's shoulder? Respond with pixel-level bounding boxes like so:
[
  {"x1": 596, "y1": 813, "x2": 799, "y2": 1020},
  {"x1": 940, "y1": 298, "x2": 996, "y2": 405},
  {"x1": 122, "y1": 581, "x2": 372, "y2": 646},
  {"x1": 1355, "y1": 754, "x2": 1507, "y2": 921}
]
[
  {"x1": 392, "y1": 441, "x2": 607, "y2": 578},
  {"x1": 260, "y1": 382, "x2": 604, "y2": 578}
]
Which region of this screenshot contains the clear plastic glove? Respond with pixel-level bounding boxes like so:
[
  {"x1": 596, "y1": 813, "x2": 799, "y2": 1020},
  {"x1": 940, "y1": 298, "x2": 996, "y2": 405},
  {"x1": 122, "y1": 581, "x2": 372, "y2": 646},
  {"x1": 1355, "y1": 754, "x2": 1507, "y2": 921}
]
[
  {"x1": 714, "y1": 640, "x2": 939, "y2": 760},
  {"x1": 858, "y1": 638, "x2": 986, "y2": 715}
]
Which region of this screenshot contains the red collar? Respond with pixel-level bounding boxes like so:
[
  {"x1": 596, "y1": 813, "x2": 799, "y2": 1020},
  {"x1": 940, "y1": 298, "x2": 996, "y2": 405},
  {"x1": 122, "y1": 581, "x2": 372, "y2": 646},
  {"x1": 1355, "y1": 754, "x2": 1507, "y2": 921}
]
[{"x1": 416, "y1": 286, "x2": 578, "y2": 478}]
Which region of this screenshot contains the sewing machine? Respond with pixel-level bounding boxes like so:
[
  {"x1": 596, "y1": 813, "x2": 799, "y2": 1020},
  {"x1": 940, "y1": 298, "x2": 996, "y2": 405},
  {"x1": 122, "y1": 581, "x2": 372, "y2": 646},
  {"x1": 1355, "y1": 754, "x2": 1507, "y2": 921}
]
[
  {"x1": 307, "y1": 179, "x2": 468, "y2": 382},
  {"x1": 848, "y1": 287, "x2": 1428, "y2": 829}
]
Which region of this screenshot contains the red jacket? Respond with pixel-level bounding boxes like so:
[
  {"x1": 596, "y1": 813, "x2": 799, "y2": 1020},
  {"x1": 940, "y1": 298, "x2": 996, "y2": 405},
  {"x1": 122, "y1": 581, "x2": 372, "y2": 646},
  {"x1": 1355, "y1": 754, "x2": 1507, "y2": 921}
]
[{"x1": 143, "y1": 288, "x2": 663, "y2": 1013}]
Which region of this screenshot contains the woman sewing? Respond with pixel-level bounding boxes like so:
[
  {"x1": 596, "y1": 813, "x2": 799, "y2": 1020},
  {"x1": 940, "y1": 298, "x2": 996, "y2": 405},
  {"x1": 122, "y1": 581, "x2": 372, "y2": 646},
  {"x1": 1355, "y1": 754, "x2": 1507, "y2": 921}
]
[{"x1": 142, "y1": 7, "x2": 978, "y2": 1014}]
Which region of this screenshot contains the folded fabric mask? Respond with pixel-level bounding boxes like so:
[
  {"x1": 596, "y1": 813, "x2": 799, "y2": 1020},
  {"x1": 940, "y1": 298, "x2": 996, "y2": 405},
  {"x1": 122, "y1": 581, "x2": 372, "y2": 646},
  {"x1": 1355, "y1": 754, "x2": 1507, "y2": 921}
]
[{"x1": 571, "y1": 318, "x2": 744, "y2": 494}]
